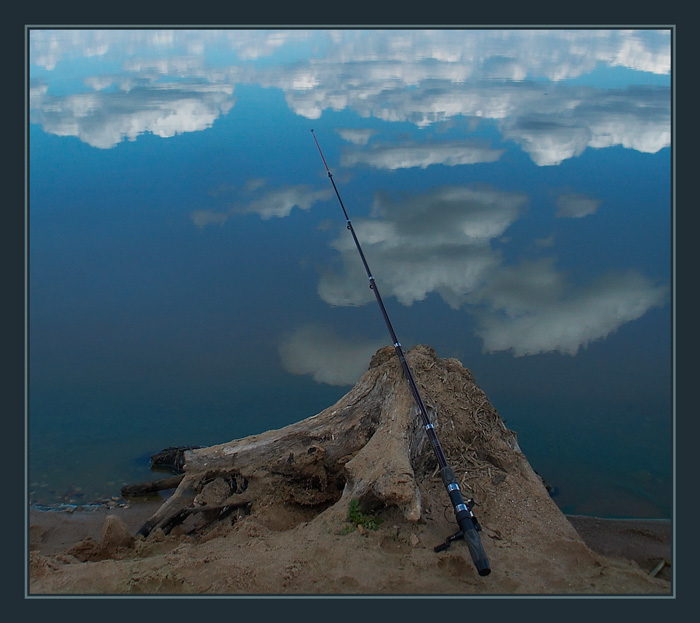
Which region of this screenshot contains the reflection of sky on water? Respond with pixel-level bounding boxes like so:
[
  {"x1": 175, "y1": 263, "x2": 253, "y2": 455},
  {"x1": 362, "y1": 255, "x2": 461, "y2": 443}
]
[{"x1": 28, "y1": 29, "x2": 672, "y2": 517}]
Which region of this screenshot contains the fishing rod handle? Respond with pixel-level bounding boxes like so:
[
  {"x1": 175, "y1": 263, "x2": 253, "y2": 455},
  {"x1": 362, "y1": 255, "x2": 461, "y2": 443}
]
[
  {"x1": 459, "y1": 515, "x2": 491, "y2": 576},
  {"x1": 442, "y1": 467, "x2": 491, "y2": 576}
]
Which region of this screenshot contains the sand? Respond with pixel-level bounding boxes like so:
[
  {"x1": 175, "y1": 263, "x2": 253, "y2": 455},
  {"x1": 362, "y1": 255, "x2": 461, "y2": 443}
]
[{"x1": 27, "y1": 498, "x2": 672, "y2": 596}]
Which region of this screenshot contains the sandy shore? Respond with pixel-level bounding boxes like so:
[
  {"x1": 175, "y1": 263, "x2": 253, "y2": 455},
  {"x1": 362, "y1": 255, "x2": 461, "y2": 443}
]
[
  {"x1": 29, "y1": 500, "x2": 164, "y2": 556},
  {"x1": 566, "y1": 515, "x2": 672, "y2": 580},
  {"x1": 28, "y1": 499, "x2": 673, "y2": 590}
]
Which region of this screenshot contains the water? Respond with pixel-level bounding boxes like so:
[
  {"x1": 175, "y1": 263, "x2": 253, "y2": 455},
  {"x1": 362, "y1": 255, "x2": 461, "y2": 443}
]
[{"x1": 27, "y1": 28, "x2": 673, "y2": 519}]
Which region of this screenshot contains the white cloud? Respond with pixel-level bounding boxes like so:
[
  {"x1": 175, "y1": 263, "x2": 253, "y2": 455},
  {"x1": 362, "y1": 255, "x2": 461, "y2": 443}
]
[
  {"x1": 318, "y1": 185, "x2": 526, "y2": 308},
  {"x1": 372, "y1": 186, "x2": 525, "y2": 242},
  {"x1": 282, "y1": 78, "x2": 669, "y2": 166},
  {"x1": 609, "y1": 31, "x2": 671, "y2": 74},
  {"x1": 83, "y1": 75, "x2": 118, "y2": 91},
  {"x1": 475, "y1": 271, "x2": 668, "y2": 356},
  {"x1": 30, "y1": 29, "x2": 112, "y2": 70},
  {"x1": 191, "y1": 209, "x2": 229, "y2": 229},
  {"x1": 30, "y1": 82, "x2": 236, "y2": 149},
  {"x1": 226, "y1": 30, "x2": 312, "y2": 61},
  {"x1": 278, "y1": 324, "x2": 386, "y2": 386},
  {"x1": 29, "y1": 29, "x2": 312, "y2": 70},
  {"x1": 319, "y1": 185, "x2": 667, "y2": 357},
  {"x1": 292, "y1": 29, "x2": 669, "y2": 81},
  {"x1": 340, "y1": 140, "x2": 504, "y2": 170},
  {"x1": 244, "y1": 178, "x2": 267, "y2": 192},
  {"x1": 29, "y1": 29, "x2": 670, "y2": 361},
  {"x1": 191, "y1": 184, "x2": 333, "y2": 227},
  {"x1": 233, "y1": 185, "x2": 332, "y2": 220},
  {"x1": 534, "y1": 235, "x2": 555, "y2": 248},
  {"x1": 473, "y1": 258, "x2": 566, "y2": 316},
  {"x1": 30, "y1": 30, "x2": 670, "y2": 163},
  {"x1": 30, "y1": 29, "x2": 670, "y2": 80},
  {"x1": 336, "y1": 128, "x2": 377, "y2": 145},
  {"x1": 500, "y1": 85, "x2": 670, "y2": 166},
  {"x1": 555, "y1": 193, "x2": 601, "y2": 218},
  {"x1": 262, "y1": 31, "x2": 670, "y2": 165},
  {"x1": 502, "y1": 118, "x2": 592, "y2": 166}
]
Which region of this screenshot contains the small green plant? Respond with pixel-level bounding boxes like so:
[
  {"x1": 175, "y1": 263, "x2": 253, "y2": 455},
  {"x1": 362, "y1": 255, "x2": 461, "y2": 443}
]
[{"x1": 342, "y1": 498, "x2": 383, "y2": 534}]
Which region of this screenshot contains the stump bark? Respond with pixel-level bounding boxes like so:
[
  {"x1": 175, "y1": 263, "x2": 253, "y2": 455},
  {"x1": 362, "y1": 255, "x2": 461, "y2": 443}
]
[{"x1": 135, "y1": 345, "x2": 537, "y2": 539}]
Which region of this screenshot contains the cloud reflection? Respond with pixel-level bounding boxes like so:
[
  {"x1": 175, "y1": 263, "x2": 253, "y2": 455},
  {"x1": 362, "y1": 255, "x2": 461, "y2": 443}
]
[
  {"x1": 278, "y1": 323, "x2": 385, "y2": 386},
  {"x1": 336, "y1": 128, "x2": 377, "y2": 145},
  {"x1": 340, "y1": 140, "x2": 504, "y2": 170},
  {"x1": 319, "y1": 185, "x2": 526, "y2": 308},
  {"x1": 29, "y1": 29, "x2": 313, "y2": 70},
  {"x1": 30, "y1": 29, "x2": 670, "y2": 164},
  {"x1": 475, "y1": 270, "x2": 667, "y2": 356},
  {"x1": 320, "y1": 29, "x2": 670, "y2": 78},
  {"x1": 555, "y1": 193, "x2": 601, "y2": 218},
  {"x1": 30, "y1": 29, "x2": 671, "y2": 367},
  {"x1": 284, "y1": 80, "x2": 670, "y2": 166},
  {"x1": 498, "y1": 85, "x2": 670, "y2": 165},
  {"x1": 191, "y1": 183, "x2": 333, "y2": 228},
  {"x1": 318, "y1": 185, "x2": 667, "y2": 358},
  {"x1": 30, "y1": 81, "x2": 236, "y2": 149},
  {"x1": 232, "y1": 185, "x2": 332, "y2": 220}
]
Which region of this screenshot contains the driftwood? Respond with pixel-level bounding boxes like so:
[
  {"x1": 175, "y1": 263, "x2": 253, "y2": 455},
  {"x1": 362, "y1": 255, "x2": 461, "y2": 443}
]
[
  {"x1": 134, "y1": 345, "x2": 538, "y2": 540},
  {"x1": 121, "y1": 474, "x2": 185, "y2": 497},
  {"x1": 120, "y1": 445, "x2": 197, "y2": 498},
  {"x1": 149, "y1": 446, "x2": 202, "y2": 473}
]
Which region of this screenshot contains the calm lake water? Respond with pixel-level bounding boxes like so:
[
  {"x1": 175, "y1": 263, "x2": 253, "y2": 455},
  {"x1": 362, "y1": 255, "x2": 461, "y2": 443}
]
[{"x1": 28, "y1": 28, "x2": 672, "y2": 518}]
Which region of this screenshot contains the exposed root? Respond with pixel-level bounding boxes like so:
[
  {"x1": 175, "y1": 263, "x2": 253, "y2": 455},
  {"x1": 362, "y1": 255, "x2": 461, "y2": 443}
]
[{"x1": 133, "y1": 345, "x2": 537, "y2": 540}]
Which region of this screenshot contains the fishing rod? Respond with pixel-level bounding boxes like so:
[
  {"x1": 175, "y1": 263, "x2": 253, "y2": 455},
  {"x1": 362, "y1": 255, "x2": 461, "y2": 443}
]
[{"x1": 311, "y1": 130, "x2": 490, "y2": 577}]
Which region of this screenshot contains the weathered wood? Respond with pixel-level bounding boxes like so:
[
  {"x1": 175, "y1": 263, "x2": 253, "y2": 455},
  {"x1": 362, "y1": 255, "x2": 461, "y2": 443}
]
[
  {"x1": 136, "y1": 479, "x2": 199, "y2": 537},
  {"x1": 135, "y1": 345, "x2": 530, "y2": 540},
  {"x1": 159, "y1": 495, "x2": 253, "y2": 535},
  {"x1": 121, "y1": 474, "x2": 185, "y2": 497},
  {"x1": 649, "y1": 559, "x2": 670, "y2": 578},
  {"x1": 149, "y1": 446, "x2": 201, "y2": 473}
]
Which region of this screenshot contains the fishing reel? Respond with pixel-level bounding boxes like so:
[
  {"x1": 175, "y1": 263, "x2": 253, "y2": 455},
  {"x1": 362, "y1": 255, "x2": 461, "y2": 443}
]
[{"x1": 434, "y1": 498, "x2": 482, "y2": 553}]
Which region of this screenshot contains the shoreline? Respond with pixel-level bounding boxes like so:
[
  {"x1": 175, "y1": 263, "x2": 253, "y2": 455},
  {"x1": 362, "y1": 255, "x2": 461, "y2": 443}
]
[
  {"x1": 28, "y1": 500, "x2": 672, "y2": 583},
  {"x1": 565, "y1": 514, "x2": 672, "y2": 580}
]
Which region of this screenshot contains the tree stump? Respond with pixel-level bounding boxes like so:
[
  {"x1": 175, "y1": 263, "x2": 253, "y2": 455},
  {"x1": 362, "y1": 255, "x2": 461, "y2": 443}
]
[{"x1": 135, "y1": 345, "x2": 535, "y2": 539}]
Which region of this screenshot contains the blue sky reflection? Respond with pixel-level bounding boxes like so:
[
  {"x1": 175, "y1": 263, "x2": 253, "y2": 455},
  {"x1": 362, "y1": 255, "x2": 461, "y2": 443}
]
[{"x1": 29, "y1": 28, "x2": 672, "y2": 518}]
